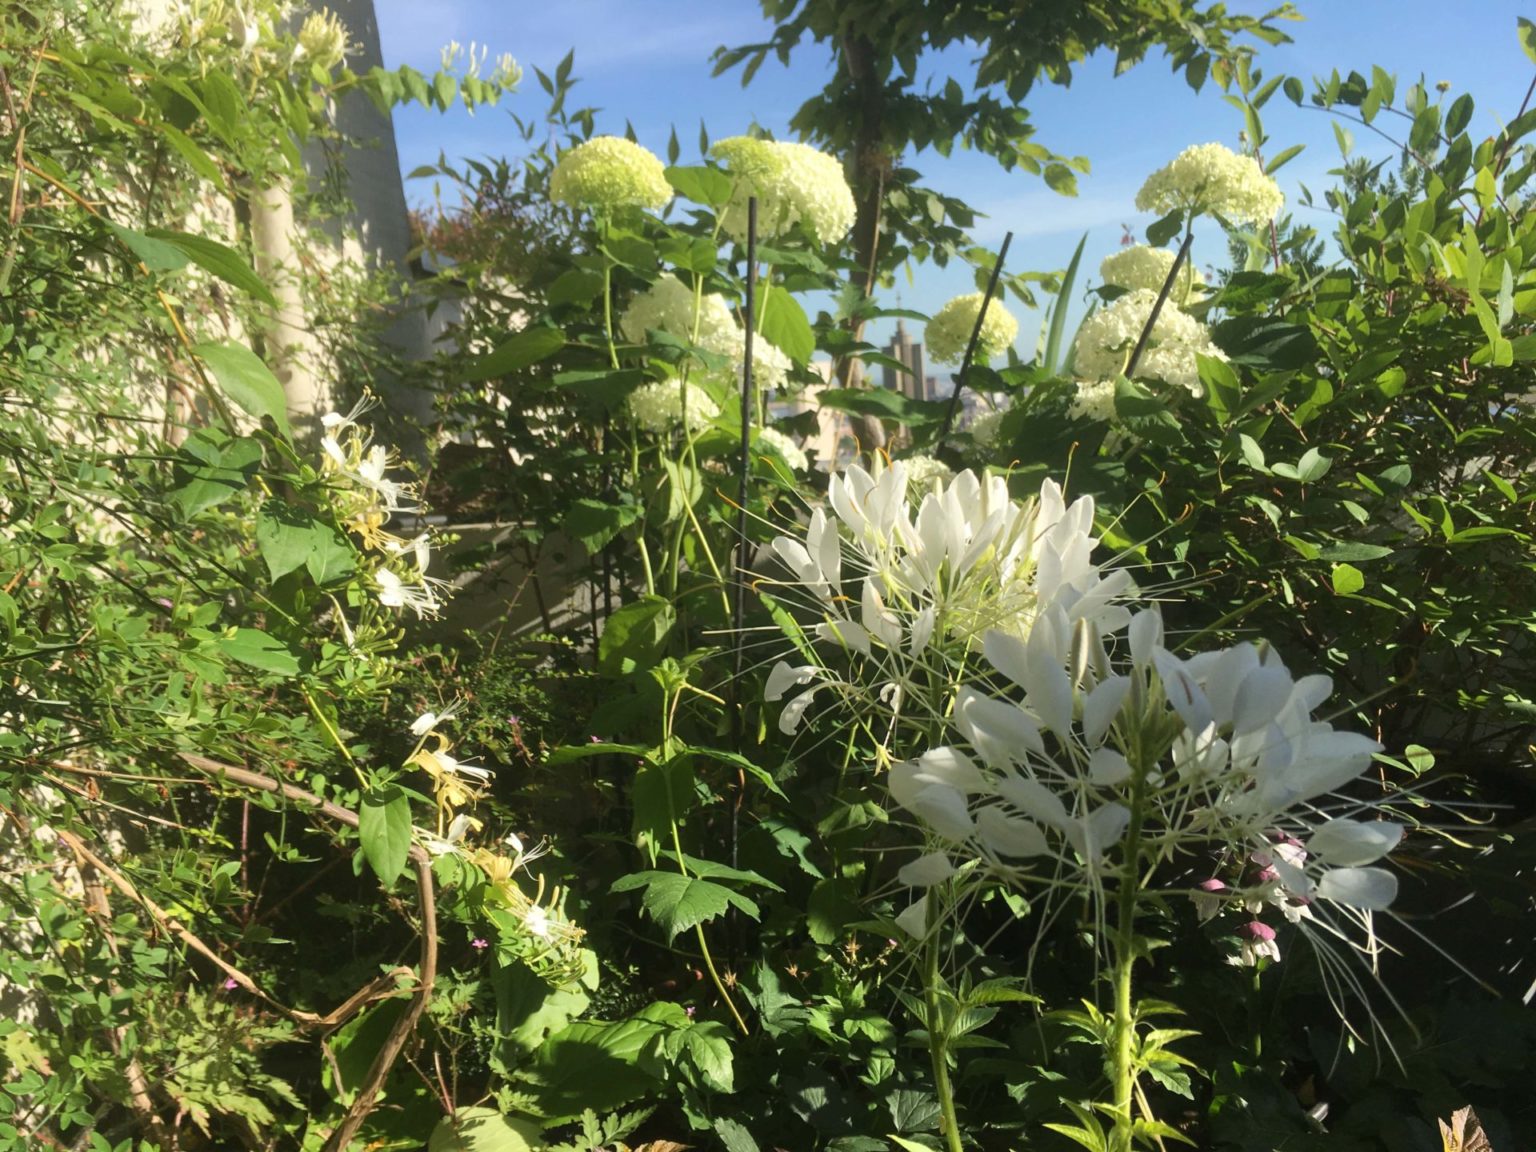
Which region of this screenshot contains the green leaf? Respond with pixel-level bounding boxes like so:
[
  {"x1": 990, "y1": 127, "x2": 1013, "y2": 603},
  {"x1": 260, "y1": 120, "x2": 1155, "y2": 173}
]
[
  {"x1": 1043, "y1": 163, "x2": 1078, "y2": 196},
  {"x1": 171, "y1": 430, "x2": 263, "y2": 516},
  {"x1": 1146, "y1": 210, "x2": 1183, "y2": 247},
  {"x1": 716, "y1": 1117, "x2": 762, "y2": 1152},
  {"x1": 1295, "y1": 447, "x2": 1331, "y2": 483},
  {"x1": 105, "y1": 221, "x2": 188, "y2": 272},
  {"x1": 193, "y1": 342, "x2": 292, "y2": 439},
  {"x1": 562, "y1": 498, "x2": 641, "y2": 555},
  {"x1": 304, "y1": 525, "x2": 356, "y2": 584},
  {"x1": 219, "y1": 627, "x2": 300, "y2": 677},
  {"x1": 1265, "y1": 143, "x2": 1305, "y2": 174},
  {"x1": 609, "y1": 872, "x2": 759, "y2": 940},
  {"x1": 1318, "y1": 542, "x2": 1394, "y2": 562},
  {"x1": 1331, "y1": 563, "x2": 1365, "y2": 595},
  {"x1": 428, "y1": 1107, "x2": 541, "y2": 1152},
  {"x1": 758, "y1": 290, "x2": 815, "y2": 364},
  {"x1": 256, "y1": 503, "x2": 320, "y2": 580},
  {"x1": 1520, "y1": 17, "x2": 1536, "y2": 66},
  {"x1": 664, "y1": 164, "x2": 732, "y2": 207},
  {"x1": 528, "y1": 1011, "x2": 673, "y2": 1119},
  {"x1": 459, "y1": 327, "x2": 564, "y2": 383},
  {"x1": 597, "y1": 595, "x2": 676, "y2": 676},
  {"x1": 145, "y1": 228, "x2": 276, "y2": 307},
  {"x1": 358, "y1": 784, "x2": 413, "y2": 887}
]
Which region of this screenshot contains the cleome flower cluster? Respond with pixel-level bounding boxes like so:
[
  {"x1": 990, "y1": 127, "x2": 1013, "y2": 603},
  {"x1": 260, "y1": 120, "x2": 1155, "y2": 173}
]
[
  {"x1": 765, "y1": 462, "x2": 1403, "y2": 968},
  {"x1": 765, "y1": 461, "x2": 1133, "y2": 736},
  {"x1": 925, "y1": 292, "x2": 1020, "y2": 366},
  {"x1": 320, "y1": 395, "x2": 448, "y2": 619}
]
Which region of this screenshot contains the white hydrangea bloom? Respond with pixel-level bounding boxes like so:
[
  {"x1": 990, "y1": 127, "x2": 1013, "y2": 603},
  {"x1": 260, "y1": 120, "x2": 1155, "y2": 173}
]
[
  {"x1": 621, "y1": 273, "x2": 737, "y2": 350},
  {"x1": 712, "y1": 136, "x2": 856, "y2": 245},
  {"x1": 925, "y1": 293, "x2": 1019, "y2": 366},
  {"x1": 901, "y1": 454, "x2": 954, "y2": 494},
  {"x1": 1068, "y1": 379, "x2": 1118, "y2": 423},
  {"x1": 1072, "y1": 289, "x2": 1225, "y2": 397},
  {"x1": 756, "y1": 427, "x2": 808, "y2": 471},
  {"x1": 551, "y1": 135, "x2": 673, "y2": 213},
  {"x1": 1135, "y1": 142, "x2": 1284, "y2": 226},
  {"x1": 1099, "y1": 245, "x2": 1205, "y2": 303},
  {"x1": 968, "y1": 407, "x2": 1007, "y2": 448},
  {"x1": 628, "y1": 379, "x2": 720, "y2": 433}
]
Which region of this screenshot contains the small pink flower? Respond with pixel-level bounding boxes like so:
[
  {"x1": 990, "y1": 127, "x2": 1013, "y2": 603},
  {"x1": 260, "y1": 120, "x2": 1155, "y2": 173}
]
[
  {"x1": 685, "y1": 1004, "x2": 696, "y2": 1018},
  {"x1": 223, "y1": 977, "x2": 239, "y2": 991},
  {"x1": 470, "y1": 937, "x2": 488, "y2": 951}
]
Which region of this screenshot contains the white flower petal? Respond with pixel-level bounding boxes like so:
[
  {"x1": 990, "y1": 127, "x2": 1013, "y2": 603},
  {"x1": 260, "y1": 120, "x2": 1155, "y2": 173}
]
[
  {"x1": 1306, "y1": 819, "x2": 1403, "y2": 867},
  {"x1": 765, "y1": 661, "x2": 818, "y2": 703},
  {"x1": 1088, "y1": 747, "x2": 1132, "y2": 787},
  {"x1": 1316, "y1": 866, "x2": 1398, "y2": 910},
  {"x1": 895, "y1": 894, "x2": 931, "y2": 939},
  {"x1": 897, "y1": 851, "x2": 956, "y2": 887},
  {"x1": 976, "y1": 807, "x2": 1049, "y2": 858}
]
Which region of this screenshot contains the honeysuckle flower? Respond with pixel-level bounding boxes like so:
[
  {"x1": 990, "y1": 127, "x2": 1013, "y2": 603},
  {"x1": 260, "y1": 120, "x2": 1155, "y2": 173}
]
[
  {"x1": 1100, "y1": 244, "x2": 1205, "y2": 303},
  {"x1": 1135, "y1": 142, "x2": 1284, "y2": 226},
  {"x1": 925, "y1": 293, "x2": 1020, "y2": 365},
  {"x1": 374, "y1": 567, "x2": 445, "y2": 619},
  {"x1": 628, "y1": 379, "x2": 721, "y2": 433},
  {"x1": 418, "y1": 812, "x2": 483, "y2": 857},
  {"x1": 711, "y1": 136, "x2": 856, "y2": 244},
  {"x1": 295, "y1": 8, "x2": 349, "y2": 69},
  {"x1": 757, "y1": 427, "x2": 809, "y2": 471},
  {"x1": 1072, "y1": 289, "x2": 1225, "y2": 398},
  {"x1": 550, "y1": 135, "x2": 672, "y2": 213}
]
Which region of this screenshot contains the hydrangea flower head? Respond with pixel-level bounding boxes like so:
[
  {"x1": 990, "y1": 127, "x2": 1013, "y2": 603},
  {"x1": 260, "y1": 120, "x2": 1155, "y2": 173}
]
[
  {"x1": 1100, "y1": 245, "x2": 1205, "y2": 303},
  {"x1": 621, "y1": 273, "x2": 736, "y2": 348},
  {"x1": 711, "y1": 136, "x2": 856, "y2": 245},
  {"x1": 925, "y1": 293, "x2": 1019, "y2": 365},
  {"x1": 1135, "y1": 142, "x2": 1284, "y2": 226},
  {"x1": 550, "y1": 136, "x2": 672, "y2": 213},
  {"x1": 629, "y1": 379, "x2": 720, "y2": 433},
  {"x1": 1068, "y1": 378, "x2": 1119, "y2": 423},
  {"x1": 756, "y1": 427, "x2": 809, "y2": 472},
  {"x1": 1072, "y1": 289, "x2": 1225, "y2": 397}
]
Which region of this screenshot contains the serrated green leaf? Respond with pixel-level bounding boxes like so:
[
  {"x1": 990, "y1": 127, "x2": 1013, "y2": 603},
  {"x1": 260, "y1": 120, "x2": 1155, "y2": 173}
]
[
  {"x1": 609, "y1": 872, "x2": 759, "y2": 939},
  {"x1": 459, "y1": 326, "x2": 564, "y2": 383},
  {"x1": 562, "y1": 498, "x2": 641, "y2": 555},
  {"x1": 664, "y1": 164, "x2": 731, "y2": 207},
  {"x1": 428, "y1": 1107, "x2": 541, "y2": 1152}
]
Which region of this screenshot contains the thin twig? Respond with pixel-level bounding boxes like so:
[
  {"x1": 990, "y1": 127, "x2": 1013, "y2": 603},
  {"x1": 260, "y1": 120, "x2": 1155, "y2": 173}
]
[
  {"x1": 938, "y1": 231, "x2": 1012, "y2": 444},
  {"x1": 1125, "y1": 226, "x2": 1195, "y2": 380},
  {"x1": 729, "y1": 196, "x2": 758, "y2": 874}
]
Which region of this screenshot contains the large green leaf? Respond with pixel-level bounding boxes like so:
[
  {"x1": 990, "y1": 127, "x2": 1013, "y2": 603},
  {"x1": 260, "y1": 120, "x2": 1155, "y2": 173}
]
[
  {"x1": 527, "y1": 1008, "x2": 678, "y2": 1119},
  {"x1": 562, "y1": 498, "x2": 641, "y2": 555},
  {"x1": 459, "y1": 326, "x2": 565, "y2": 383},
  {"x1": 609, "y1": 871, "x2": 759, "y2": 940},
  {"x1": 758, "y1": 289, "x2": 815, "y2": 364},
  {"x1": 194, "y1": 341, "x2": 292, "y2": 439},
  {"x1": 219, "y1": 627, "x2": 300, "y2": 677},
  {"x1": 146, "y1": 228, "x2": 277, "y2": 307},
  {"x1": 256, "y1": 502, "x2": 319, "y2": 580},
  {"x1": 170, "y1": 430, "x2": 263, "y2": 517},
  {"x1": 597, "y1": 596, "x2": 675, "y2": 676},
  {"x1": 427, "y1": 1108, "x2": 541, "y2": 1152},
  {"x1": 665, "y1": 164, "x2": 732, "y2": 207},
  {"x1": 358, "y1": 784, "x2": 413, "y2": 887}
]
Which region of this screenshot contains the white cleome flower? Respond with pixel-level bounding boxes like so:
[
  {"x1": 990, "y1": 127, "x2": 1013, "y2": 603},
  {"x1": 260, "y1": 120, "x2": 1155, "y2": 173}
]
[
  {"x1": 764, "y1": 461, "x2": 1135, "y2": 734},
  {"x1": 1071, "y1": 289, "x2": 1226, "y2": 398}
]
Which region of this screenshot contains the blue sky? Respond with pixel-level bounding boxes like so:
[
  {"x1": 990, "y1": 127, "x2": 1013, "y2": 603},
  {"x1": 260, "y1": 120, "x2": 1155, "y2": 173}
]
[{"x1": 374, "y1": 1, "x2": 1534, "y2": 355}]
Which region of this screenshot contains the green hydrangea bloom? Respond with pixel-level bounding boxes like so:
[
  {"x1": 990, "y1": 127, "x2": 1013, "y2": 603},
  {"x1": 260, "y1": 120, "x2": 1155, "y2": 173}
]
[
  {"x1": 925, "y1": 293, "x2": 1019, "y2": 365},
  {"x1": 550, "y1": 136, "x2": 672, "y2": 213}
]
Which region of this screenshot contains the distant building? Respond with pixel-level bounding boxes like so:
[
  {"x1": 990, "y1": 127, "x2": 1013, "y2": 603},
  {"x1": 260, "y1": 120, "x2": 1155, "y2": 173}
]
[{"x1": 881, "y1": 320, "x2": 930, "y2": 401}]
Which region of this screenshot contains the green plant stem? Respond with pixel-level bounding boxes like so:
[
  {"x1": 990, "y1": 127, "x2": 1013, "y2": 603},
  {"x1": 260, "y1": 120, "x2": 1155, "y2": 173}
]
[
  {"x1": 669, "y1": 820, "x2": 748, "y2": 1036},
  {"x1": 1108, "y1": 743, "x2": 1154, "y2": 1152},
  {"x1": 925, "y1": 899, "x2": 964, "y2": 1152}
]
